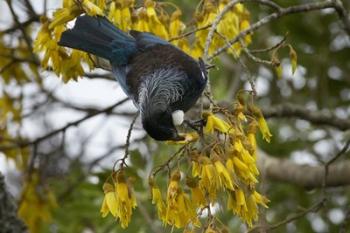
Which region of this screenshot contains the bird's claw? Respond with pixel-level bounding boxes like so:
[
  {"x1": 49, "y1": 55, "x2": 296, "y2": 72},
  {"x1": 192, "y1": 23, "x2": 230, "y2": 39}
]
[{"x1": 184, "y1": 119, "x2": 205, "y2": 136}]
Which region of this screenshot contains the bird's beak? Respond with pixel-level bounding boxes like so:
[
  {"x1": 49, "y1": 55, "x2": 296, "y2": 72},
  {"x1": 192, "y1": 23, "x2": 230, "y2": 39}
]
[{"x1": 172, "y1": 134, "x2": 185, "y2": 141}]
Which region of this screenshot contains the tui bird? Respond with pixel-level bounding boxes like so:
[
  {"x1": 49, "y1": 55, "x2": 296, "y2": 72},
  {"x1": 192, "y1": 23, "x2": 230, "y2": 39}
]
[{"x1": 58, "y1": 15, "x2": 207, "y2": 141}]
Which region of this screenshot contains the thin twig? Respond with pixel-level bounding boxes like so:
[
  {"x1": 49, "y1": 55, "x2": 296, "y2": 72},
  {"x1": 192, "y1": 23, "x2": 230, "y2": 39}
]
[
  {"x1": 214, "y1": 30, "x2": 257, "y2": 94},
  {"x1": 152, "y1": 145, "x2": 187, "y2": 176},
  {"x1": 322, "y1": 139, "x2": 350, "y2": 192},
  {"x1": 249, "y1": 35, "x2": 287, "y2": 53},
  {"x1": 5, "y1": 0, "x2": 37, "y2": 63},
  {"x1": 241, "y1": 39, "x2": 274, "y2": 66},
  {"x1": 246, "y1": 198, "x2": 326, "y2": 233},
  {"x1": 168, "y1": 24, "x2": 212, "y2": 42},
  {"x1": 332, "y1": 0, "x2": 350, "y2": 35},
  {"x1": 113, "y1": 113, "x2": 139, "y2": 170}
]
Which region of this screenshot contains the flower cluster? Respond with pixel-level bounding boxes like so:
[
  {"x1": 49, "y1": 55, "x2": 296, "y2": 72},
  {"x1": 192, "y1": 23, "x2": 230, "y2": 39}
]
[
  {"x1": 34, "y1": 0, "x2": 252, "y2": 82},
  {"x1": 150, "y1": 171, "x2": 200, "y2": 228},
  {"x1": 33, "y1": 16, "x2": 93, "y2": 82},
  {"x1": 101, "y1": 94, "x2": 270, "y2": 230},
  {"x1": 148, "y1": 94, "x2": 271, "y2": 230},
  {"x1": 193, "y1": 0, "x2": 251, "y2": 57},
  {"x1": 100, "y1": 170, "x2": 137, "y2": 228}
]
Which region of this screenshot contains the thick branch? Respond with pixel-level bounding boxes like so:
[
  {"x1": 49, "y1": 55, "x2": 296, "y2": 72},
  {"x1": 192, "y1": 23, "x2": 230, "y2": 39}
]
[
  {"x1": 262, "y1": 103, "x2": 350, "y2": 131},
  {"x1": 258, "y1": 151, "x2": 350, "y2": 188}
]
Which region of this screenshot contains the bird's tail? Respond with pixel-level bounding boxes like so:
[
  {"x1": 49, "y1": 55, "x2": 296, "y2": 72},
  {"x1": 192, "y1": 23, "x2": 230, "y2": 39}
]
[{"x1": 58, "y1": 15, "x2": 136, "y2": 65}]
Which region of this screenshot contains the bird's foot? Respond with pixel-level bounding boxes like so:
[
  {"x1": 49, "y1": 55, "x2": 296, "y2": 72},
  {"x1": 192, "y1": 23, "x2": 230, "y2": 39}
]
[{"x1": 184, "y1": 119, "x2": 205, "y2": 136}]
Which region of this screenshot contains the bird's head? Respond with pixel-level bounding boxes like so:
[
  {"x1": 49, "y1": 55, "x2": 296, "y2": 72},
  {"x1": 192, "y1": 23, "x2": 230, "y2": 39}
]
[
  {"x1": 141, "y1": 107, "x2": 184, "y2": 141},
  {"x1": 137, "y1": 67, "x2": 189, "y2": 141}
]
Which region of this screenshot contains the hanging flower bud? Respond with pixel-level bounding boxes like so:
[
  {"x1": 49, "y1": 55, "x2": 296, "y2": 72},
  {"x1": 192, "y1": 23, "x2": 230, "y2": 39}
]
[{"x1": 112, "y1": 170, "x2": 137, "y2": 228}]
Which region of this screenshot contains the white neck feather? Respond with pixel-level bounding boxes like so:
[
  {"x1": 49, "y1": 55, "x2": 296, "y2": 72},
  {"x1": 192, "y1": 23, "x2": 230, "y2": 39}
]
[{"x1": 138, "y1": 67, "x2": 186, "y2": 116}]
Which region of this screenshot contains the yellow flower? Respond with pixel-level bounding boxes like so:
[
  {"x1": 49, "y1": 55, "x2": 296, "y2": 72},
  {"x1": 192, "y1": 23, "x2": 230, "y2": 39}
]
[
  {"x1": 225, "y1": 157, "x2": 235, "y2": 174},
  {"x1": 176, "y1": 38, "x2": 192, "y2": 55},
  {"x1": 240, "y1": 19, "x2": 252, "y2": 45},
  {"x1": 234, "y1": 3, "x2": 245, "y2": 14},
  {"x1": 217, "y1": 1, "x2": 240, "y2": 55},
  {"x1": 235, "y1": 189, "x2": 247, "y2": 213},
  {"x1": 108, "y1": 0, "x2": 133, "y2": 31},
  {"x1": 204, "y1": 113, "x2": 232, "y2": 134},
  {"x1": 227, "y1": 189, "x2": 250, "y2": 224},
  {"x1": 250, "y1": 106, "x2": 272, "y2": 142},
  {"x1": 166, "y1": 132, "x2": 199, "y2": 145},
  {"x1": 120, "y1": 0, "x2": 133, "y2": 31},
  {"x1": 150, "y1": 183, "x2": 166, "y2": 221},
  {"x1": 100, "y1": 183, "x2": 117, "y2": 217},
  {"x1": 100, "y1": 172, "x2": 138, "y2": 228},
  {"x1": 97, "y1": 0, "x2": 106, "y2": 11},
  {"x1": 241, "y1": 191, "x2": 269, "y2": 227},
  {"x1": 144, "y1": 0, "x2": 169, "y2": 39},
  {"x1": 63, "y1": 0, "x2": 74, "y2": 8},
  {"x1": 49, "y1": 6, "x2": 81, "y2": 29},
  {"x1": 33, "y1": 17, "x2": 51, "y2": 53},
  {"x1": 61, "y1": 50, "x2": 85, "y2": 82},
  {"x1": 233, "y1": 140, "x2": 257, "y2": 176},
  {"x1": 82, "y1": 0, "x2": 104, "y2": 16},
  {"x1": 190, "y1": 41, "x2": 204, "y2": 58},
  {"x1": 289, "y1": 45, "x2": 298, "y2": 75},
  {"x1": 108, "y1": 2, "x2": 121, "y2": 27},
  {"x1": 165, "y1": 170, "x2": 199, "y2": 228},
  {"x1": 212, "y1": 154, "x2": 235, "y2": 191},
  {"x1": 245, "y1": 194, "x2": 258, "y2": 227},
  {"x1": 186, "y1": 177, "x2": 206, "y2": 208},
  {"x1": 34, "y1": 21, "x2": 68, "y2": 77},
  {"x1": 133, "y1": 8, "x2": 150, "y2": 32},
  {"x1": 252, "y1": 191, "x2": 269, "y2": 208},
  {"x1": 247, "y1": 121, "x2": 258, "y2": 158},
  {"x1": 113, "y1": 171, "x2": 137, "y2": 229},
  {"x1": 257, "y1": 116, "x2": 272, "y2": 143},
  {"x1": 169, "y1": 10, "x2": 185, "y2": 38},
  {"x1": 195, "y1": 1, "x2": 218, "y2": 50},
  {"x1": 234, "y1": 101, "x2": 246, "y2": 122},
  {"x1": 232, "y1": 156, "x2": 254, "y2": 181},
  {"x1": 197, "y1": 156, "x2": 220, "y2": 201}
]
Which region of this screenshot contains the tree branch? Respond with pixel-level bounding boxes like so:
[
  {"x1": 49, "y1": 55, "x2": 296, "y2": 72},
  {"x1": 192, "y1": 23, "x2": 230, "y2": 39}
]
[
  {"x1": 258, "y1": 150, "x2": 350, "y2": 189},
  {"x1": 0, "y1": 98, "x2": 130, "y2": 151},
  {"x1": 1, "y1": 16, "x2": 39, "y2": 34},
  {"x1": 262, "y1": 103, "x2": 350, "y2": 131},
  {"x1": 217, "y1": 102, "x2": 350, "y2": 131},
  {"x1": 247, "y1": 198, "x2": 325, "y2": 233},
  {"x1": 332, "y1": 0, "x2": 350, "y2": 35}
]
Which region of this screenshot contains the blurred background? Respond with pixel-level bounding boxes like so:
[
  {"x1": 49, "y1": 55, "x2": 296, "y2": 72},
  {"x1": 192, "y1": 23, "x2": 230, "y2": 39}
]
[{"x1": 0, "y1": 0, "x2": 350, "y2": 232}]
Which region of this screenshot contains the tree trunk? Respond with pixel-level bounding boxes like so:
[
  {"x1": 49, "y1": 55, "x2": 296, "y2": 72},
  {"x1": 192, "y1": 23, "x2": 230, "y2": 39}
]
[{"x1": 0, "y1": 172, "x2": 27, "y2": 233}]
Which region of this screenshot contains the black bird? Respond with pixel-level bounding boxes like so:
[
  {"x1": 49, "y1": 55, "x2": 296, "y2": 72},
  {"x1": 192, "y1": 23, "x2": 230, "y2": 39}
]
[{"x1": 58, "y1": 15, "x2": 207, "y2": 141}]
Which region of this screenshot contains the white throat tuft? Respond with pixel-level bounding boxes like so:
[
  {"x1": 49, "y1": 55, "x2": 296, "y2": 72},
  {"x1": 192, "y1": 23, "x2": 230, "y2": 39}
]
[{"x1": 172, "y1": 110, "x2": 184, "y2": 126}]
